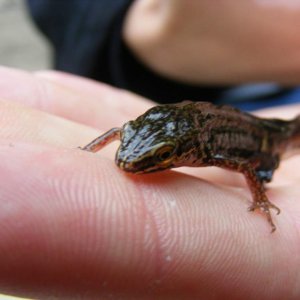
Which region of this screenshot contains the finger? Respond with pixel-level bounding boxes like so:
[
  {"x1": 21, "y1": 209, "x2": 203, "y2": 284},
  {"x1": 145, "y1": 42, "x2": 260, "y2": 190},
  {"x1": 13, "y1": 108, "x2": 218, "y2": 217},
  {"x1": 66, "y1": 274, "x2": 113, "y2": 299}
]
[
  {"x1": 0, "y1": 66, "x2": 153, "y2": 130},
  {"x1": 0, "y1": 99, "x2": 248, "y2": 192},
  {"x1": 2, "y1": 67, "x2": 300, "y2": 187},
  {"x1": 34, "y1": 70, "x2": 154, "y2": 128},
  {"x1": 0, "y1": 99, "x2": 118, "y2": 160},
  {"x1": 255, "y1": 103, "x2": 300, "y2": 119},
  {"x1": 2, "y1": 96, "x2": 300, "y2": 188},
  {"x1": 0, "y1": 142, "x2": 298, "y2": 299},
  {"x1": 0, "y1": 99, "x2": 249, "y2": 187}
]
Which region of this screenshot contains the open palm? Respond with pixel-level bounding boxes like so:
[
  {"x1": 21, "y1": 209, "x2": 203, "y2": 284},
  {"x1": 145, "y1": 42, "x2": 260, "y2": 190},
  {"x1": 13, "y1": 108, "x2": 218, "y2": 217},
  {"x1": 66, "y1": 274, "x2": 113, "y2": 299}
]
[{"x1": 0, "y1": 67, "x2": 299, "y2": 300}]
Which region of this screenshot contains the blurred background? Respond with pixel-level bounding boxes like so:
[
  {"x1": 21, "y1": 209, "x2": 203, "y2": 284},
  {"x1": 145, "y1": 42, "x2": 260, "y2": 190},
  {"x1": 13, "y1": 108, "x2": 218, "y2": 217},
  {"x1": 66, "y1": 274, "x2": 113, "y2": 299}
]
[
  {"x1": 0, "y1": 0, "x2": 51, "y2": 71},
  {"x1": 0, "y1": 1, "x2": 49, "y2": 299}
]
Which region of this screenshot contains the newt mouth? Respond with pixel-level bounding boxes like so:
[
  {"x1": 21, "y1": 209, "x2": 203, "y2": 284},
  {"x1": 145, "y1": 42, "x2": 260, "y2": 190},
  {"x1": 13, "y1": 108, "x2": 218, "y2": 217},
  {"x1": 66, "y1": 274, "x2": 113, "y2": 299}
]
[
  {"x1": 116, "y1": 159, "x2": 145, "y2": 173},
  {"x1": 117, "y1": 159, "x2": 170, "y2": 174},
  {"x1": 117, "y1": 161, "x2": 135, "y2": 172}
]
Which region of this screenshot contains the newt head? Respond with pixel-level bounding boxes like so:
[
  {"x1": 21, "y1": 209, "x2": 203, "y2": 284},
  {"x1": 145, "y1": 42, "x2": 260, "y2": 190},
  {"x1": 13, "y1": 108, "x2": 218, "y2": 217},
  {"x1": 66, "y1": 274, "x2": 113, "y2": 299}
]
[
  {"x1": 115, "y1": 105, "x2": 191, "y2": 174},
  {"x1": 116, "y1": 123, "x2": 178, "y2": 174}
]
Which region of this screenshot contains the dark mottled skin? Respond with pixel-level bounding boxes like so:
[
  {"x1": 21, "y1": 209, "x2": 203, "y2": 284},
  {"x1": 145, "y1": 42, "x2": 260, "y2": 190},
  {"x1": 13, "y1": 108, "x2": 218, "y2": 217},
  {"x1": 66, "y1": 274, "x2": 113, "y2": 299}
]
[{"x1": 81, "y1": 101, "x2": 300, "y2": 232}]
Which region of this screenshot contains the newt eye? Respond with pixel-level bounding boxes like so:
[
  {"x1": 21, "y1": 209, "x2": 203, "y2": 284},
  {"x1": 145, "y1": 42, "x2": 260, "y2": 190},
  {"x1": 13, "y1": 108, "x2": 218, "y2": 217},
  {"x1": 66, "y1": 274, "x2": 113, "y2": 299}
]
[{"x1": 155, "y1": 145, "x2": 175, "y2": 163}]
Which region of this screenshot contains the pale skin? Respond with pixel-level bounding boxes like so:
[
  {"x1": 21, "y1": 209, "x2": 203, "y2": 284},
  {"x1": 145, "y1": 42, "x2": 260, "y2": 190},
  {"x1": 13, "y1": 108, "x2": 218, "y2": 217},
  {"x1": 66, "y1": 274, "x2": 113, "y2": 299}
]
[
  {"x1": 0, "y1": 66, "x2": 300, "y2": 299},
  {"x1": 2, "y1": 1, "x2": 300, "y2": 298},
  {"x1": 124, "y1": 0, "x2": 300, "y2": 85}
]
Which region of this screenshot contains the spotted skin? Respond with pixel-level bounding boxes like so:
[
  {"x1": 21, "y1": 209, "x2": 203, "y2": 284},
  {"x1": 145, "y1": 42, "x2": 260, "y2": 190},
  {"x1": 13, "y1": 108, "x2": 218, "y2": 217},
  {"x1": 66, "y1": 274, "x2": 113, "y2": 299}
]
[{"x1": 81, "y1": 101, "x2": 300, "y2": 232}]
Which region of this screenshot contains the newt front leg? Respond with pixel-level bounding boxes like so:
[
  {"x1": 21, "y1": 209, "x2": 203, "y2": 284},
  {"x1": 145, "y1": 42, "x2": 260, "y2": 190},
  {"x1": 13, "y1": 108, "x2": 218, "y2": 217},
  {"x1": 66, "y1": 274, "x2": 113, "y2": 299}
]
[
  {"x1": 80, "y1": 127, "x2": 122, "y2": 152},
  {"x1": 210, "y1": 157, "x2": 280, "y2": 232}
]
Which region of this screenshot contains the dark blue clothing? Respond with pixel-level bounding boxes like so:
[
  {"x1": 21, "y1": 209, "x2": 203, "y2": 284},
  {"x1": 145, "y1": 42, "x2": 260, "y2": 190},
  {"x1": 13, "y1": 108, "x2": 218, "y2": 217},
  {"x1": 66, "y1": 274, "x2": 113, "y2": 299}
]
[
  {"x1": 27, "y1": 0, "x2": 132, "y2": 75},
  {"x1": 27, "y1": 0, "x2": 300, "y2": 110}
]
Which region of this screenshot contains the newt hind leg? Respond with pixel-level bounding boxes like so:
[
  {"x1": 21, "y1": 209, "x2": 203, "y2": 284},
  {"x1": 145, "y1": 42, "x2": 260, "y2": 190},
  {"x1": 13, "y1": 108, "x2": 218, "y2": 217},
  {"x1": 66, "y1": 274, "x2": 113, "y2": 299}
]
[
  {"x1": 210, "y1": 156, "x2": 280, "y2": 232},
  {"x1": 243, "y1": 167, "x2": 280, "y2": 232}
]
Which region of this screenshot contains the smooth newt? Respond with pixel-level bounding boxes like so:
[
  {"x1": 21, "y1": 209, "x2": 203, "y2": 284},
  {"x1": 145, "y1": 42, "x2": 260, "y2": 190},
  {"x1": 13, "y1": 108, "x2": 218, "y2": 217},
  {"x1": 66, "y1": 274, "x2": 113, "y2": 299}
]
[{"x1": 80, "y1": 101, "x2": 300, "y2": 232}]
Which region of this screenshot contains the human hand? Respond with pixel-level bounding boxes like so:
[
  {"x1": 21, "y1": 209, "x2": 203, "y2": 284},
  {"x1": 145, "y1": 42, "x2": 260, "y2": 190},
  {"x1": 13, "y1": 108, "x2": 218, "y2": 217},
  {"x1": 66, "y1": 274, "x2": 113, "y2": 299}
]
[
  {"x1": 124, "y1": 0, "x2": 300, "y2": 85},
  {"x1": 0, "y1": 66, "x2": 299, "y2": 299}
]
